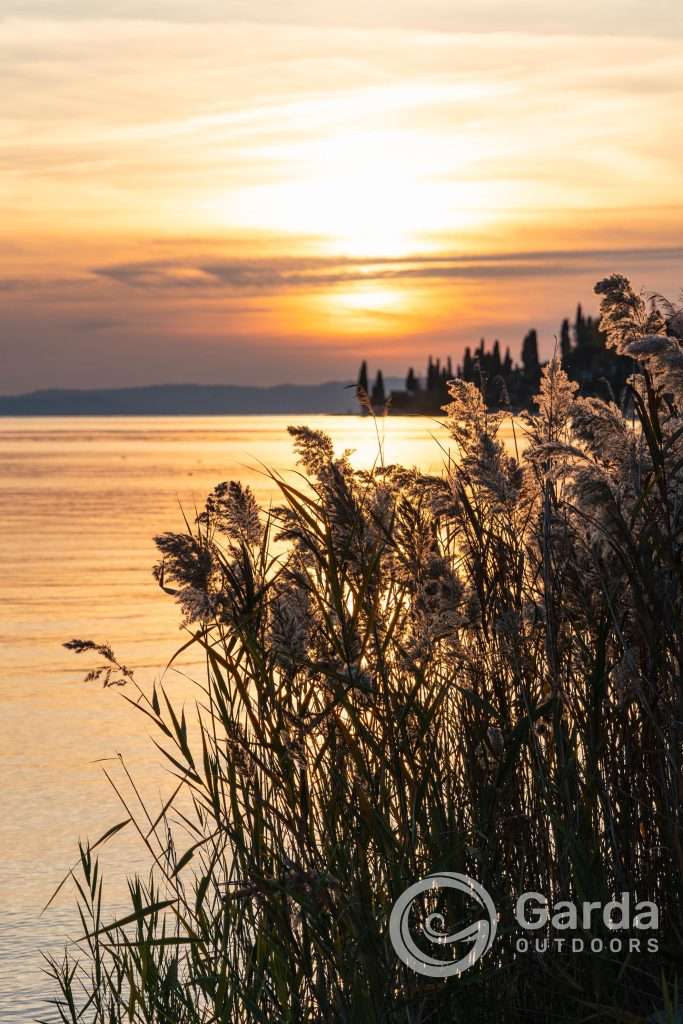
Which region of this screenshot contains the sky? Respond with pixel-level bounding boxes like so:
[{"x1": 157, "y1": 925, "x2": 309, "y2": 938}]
[{"x1": 1, "y1": 2, "x2": 682, "y2": 393}]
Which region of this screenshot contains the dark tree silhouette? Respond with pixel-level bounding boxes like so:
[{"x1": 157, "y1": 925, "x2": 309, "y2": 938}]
[
  {"x1": 524, "y1": 329, "x2": 540, "y2": 374},
  {"x1": 371, "y1": 370, "x2": 386, "y2": 409},
  {"x1": 491, "y1": 339, "x2": 502, "y2": 376},
  {"x1": 522, "y1": 329, "x2": 540, "y2": 378},
  {"x1": 560, "y1": 318, "x2": 572, "y2": 363},
  {"x1": 357, "y1": 360, "x2": 369, "y2": 397},
  {"x1": 358, "y1": 295, "x2": 637, "y2": 416}
]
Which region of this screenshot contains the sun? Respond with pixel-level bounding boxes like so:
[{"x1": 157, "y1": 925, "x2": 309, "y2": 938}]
[
  {"x1": 291, "y1": 130, "x2": 439, "y2": 257},
  {"x1": 208, "y1": 128, "x2": 456, "y2": 258}
]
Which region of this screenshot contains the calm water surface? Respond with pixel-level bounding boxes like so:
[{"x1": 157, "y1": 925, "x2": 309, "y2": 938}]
[{"x1": 0, "y1": 414, "x2": 462, "y2": 1021}]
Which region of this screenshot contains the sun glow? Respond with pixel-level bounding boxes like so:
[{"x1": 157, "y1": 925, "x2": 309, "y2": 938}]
[
  {"x1": 290, "y1": 129, "x2": 469, "y2": 257},
  {"x1": 4, "y1": 13, "x2": 683, "y2": 394},
  {"x1": 206, "y1": 128, "x2": 474, "y2": 258},
  {"x1": 335, "y1": 287, "x2": 403, "y2": 312},
  {"x1": 302, "y1": 283, "x2": 415, "y2": 336}
]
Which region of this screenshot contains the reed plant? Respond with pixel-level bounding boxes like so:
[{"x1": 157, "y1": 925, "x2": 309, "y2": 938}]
[{"x1": 46, "y1": 276, "x2": 683, "y2": 1023}]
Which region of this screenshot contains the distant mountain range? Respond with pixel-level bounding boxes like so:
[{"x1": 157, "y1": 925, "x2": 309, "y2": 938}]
[{"x1": 0, "y1": 381, "x2": 399, "y2": 416}]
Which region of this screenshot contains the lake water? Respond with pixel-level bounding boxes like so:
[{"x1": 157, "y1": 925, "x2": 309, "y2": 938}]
[{"x1": 0, "y1": 414, "x2": 461, "y2": 1022}]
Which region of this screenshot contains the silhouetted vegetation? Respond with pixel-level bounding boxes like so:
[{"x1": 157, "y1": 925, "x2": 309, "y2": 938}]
[
  {"x1": 49, "y1": 276, "x2": 683, "y2": 1023},
  {"x1": 368, "y1": 302, "x2": 635, "y2": 414}
]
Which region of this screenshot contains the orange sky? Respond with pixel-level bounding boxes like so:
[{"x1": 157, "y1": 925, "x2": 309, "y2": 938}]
[{"x1": 1, "y1": 4, "x2": 682, "y2": 392}]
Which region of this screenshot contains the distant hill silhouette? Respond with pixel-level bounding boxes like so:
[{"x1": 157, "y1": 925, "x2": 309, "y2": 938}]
[{"x1": 0, "y1": 381, "x2": 408, "y2": 416}]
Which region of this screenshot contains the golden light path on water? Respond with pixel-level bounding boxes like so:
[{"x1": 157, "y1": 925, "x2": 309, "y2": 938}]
[{"x1": 0, "y1": 414, "x2": 520, "y2": 1021}]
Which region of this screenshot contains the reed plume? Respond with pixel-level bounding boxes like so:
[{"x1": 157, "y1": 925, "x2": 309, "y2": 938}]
[{"x1": 49, "y1": 276, "x2": 683, "y2": 1023}]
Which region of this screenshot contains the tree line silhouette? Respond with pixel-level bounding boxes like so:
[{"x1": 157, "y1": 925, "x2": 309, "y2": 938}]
[{"x1": 357, "y1": 304, "x2": 633, "y2": 413}]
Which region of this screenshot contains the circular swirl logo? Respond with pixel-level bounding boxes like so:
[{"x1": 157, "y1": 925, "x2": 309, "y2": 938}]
[{"x1": 389, "y1": 872, "x2": 497, "y2": 978}]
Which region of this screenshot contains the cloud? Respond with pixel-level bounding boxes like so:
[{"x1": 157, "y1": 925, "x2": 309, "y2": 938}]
[
  {"x1": 1, "y1": 2, "x2": 681, "y2": 37},
  {"x1": 92, "y1": 247, "x2": 683, "y2": 293},
  {"x1": 2, "y1": 16, "x2": 682, "y2": 245}
]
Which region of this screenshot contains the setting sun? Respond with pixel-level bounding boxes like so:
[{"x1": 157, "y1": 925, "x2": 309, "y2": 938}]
[
  {"x1": 3, "y1": 4, "x2": 683, "y2": 1019},
  {"x1": 1, "y1": 6, "x2": 682, "y2": 392}
]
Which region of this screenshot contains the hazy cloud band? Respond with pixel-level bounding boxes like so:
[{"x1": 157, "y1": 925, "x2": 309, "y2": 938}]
[{"x1": 92, "y1": 247, "x2": 683, "y2": 292}]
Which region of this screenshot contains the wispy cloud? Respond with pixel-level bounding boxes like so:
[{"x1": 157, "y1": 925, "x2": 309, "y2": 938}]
[
  {"x1": 93, "y1": 247, "x2": 683, "y2": 292},
  {"x1": 3, "y1": 17, "x2": 683, "y2": 241},
  {"x1": 2, "y1": 5, "x2": 683, "y2": 391},
  {"x1": 2, "y1": 3, "x2": 681, "y2": 37}
]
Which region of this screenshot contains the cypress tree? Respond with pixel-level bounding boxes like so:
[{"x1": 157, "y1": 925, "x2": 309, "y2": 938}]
[
  {"x1": 426, "y1": 357, "x2": 436, "y2": 392},
  {"x1": 560, "y1": 318, "x2": 572, "y2": 364},
  {"x1": 357, "y1": 360, "x2": 369, "y2": 396},
  {"x1": 371, "y1": 370, "x2": 386, "y2": 408},
  {"x1": 492, "y1": 340, "x2": 502, "y2": 375},
  {"x1": 575, "y1": 304, "x2": 588, "y2": 348},
  {"x1": 406, "y1": 367, "x2": 419, "y2": 393},
  {"x1": 521, "y1": 329, "x2": 540, "y2": 384}
]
